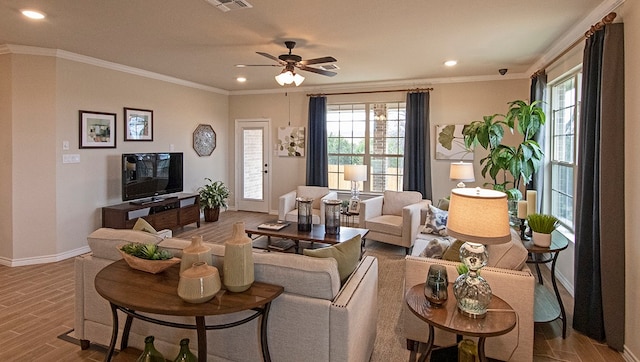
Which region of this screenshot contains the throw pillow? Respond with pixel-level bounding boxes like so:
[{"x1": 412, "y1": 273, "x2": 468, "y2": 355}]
[
  {"x1": 418, "y1": 238, "x2": 451, "y2": 259},
  {"x1": 132, "y1": 218, "x2": 157, "y2": 234},
  {"x1": 442, "y1": 239, "x2": 464, "y2": 262},
  {"x1": 303, "y1": 234, "x2": 361, "y2": 283},
  {"x1": 424, "y1": 204, "x2": 448, "y2": 236}
]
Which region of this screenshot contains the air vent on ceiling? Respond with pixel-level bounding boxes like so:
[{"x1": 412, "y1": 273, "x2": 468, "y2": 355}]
[
  {"x1": 205, "y1": 0, "x2": 252, "y2": 12},
  {"x1": 319, "y1": 64, "x2": 340, "y2": 71}
]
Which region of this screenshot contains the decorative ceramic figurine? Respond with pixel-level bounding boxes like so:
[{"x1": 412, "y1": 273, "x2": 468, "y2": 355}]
[
  {"x1": 177, "y1": 261, "x2": 221, "y2": 303},
  {"x1": 223, "y1": 222, "x2": 255, "y2": 292},
  {"x1": 180, "y1": 235, "x2": 211, "y2": 273}
]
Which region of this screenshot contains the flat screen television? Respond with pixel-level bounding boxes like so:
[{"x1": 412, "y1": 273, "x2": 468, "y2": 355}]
[{"x1": 122, "y1": 152, "x2": 183, "y2": 202}]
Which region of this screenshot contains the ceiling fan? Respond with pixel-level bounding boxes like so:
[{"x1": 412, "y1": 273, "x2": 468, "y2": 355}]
[{"x1": 237, "y1": 41, "x2": 337, "y2": 86}]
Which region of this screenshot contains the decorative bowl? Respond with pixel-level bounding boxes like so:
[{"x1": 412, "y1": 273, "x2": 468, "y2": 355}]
[{"x1": 117, "y1": 245, "x2": 180, "y2": 274}]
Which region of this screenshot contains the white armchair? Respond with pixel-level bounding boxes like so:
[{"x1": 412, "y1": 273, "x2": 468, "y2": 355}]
[
  {"x1": 358, "y1": 190, "x2": 430, "y2": 254},
  {"x1": 278, "y1": 186, "x2": 338, "y2": 225}
]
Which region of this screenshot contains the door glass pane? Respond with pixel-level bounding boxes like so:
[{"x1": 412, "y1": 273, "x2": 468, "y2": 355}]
[{"x1": 243, "y1": 129, "x2": 263, "y2": 200}]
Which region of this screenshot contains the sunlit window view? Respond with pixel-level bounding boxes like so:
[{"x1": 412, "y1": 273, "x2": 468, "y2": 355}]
[
  {"x1": 550, "y1": 72, "x2": 581, "y2": 231},
  {"x1": 326, "y1": 102, "x2": 406, "y2": 193}
]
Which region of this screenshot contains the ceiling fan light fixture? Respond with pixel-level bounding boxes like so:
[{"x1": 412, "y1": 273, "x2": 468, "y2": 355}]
[
  {"x1": 275, "y1": 70, "x2": 294, "y2": 86},
  {"x1": 293, "y1": 73, "x2": 305, "y2": 86}
]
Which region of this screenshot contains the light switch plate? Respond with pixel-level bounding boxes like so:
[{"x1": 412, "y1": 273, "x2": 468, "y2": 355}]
[{"x1": 62, "y1": 154, "x2": 80, "y2": 164}]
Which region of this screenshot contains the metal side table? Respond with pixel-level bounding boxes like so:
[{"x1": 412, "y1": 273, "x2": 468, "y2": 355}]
[{"x1": 523, "y1": 236, "x2": 569, "y2": 338}]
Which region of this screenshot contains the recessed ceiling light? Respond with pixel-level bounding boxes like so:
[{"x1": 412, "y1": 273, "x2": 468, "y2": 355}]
[
  {"x1": 22, "y1": 10, "x2": 46, "y2": 19},
  {"x1": 444, "y1": 60, "x2": 457, "y2": 67},
  {"x1": 236, "y1": 77, "x2": 247, "y2": 83}
]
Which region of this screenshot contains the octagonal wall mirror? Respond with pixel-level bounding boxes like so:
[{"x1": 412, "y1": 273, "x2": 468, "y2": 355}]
[{"x1": 193, "y1": 124, "x2": 216, "y2": 157}]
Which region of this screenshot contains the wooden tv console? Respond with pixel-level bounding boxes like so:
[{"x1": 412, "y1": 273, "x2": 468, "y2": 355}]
[{"x1": 102, "y1": 193, "x2": 200, "y2": 230}]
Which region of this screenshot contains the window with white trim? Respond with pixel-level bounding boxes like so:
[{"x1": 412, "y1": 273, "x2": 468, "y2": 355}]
[
  {"x1": 549, "y1": 71, "x2": 581, "y2": 232},
  {"x1": 326, "y1": 102, "x2": 406, "y2": 192}
]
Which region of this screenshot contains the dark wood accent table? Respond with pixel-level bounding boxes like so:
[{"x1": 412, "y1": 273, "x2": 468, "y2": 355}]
[
  {"x1": 245, "y1": 222, "x2": 369, "y2": 255},
  {"x1": 523, "y1": 236, "x2": 569, "y2": 338},
  {"x1": 405, "y1": 283, "x2": 517, "y2": 362},
  {"x1": 94, "y1": 259, "x2": 283, "y2": 362}
]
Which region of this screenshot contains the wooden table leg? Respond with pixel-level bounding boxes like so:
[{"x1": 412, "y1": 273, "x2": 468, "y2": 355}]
[
  {"x1": 195, "y1": 316, "x2": 207, "y2": 362},
  {"x1": 104, "y1": 303, "x2": 119, "y2": 362}
]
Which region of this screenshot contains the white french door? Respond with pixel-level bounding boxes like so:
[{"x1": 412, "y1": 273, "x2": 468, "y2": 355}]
[{"x1": 235, "y1": 119, "x2": 271, "y2": 213}]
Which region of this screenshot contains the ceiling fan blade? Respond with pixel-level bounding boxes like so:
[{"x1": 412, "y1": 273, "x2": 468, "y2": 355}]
[
  {"x1": 297, "y1": 64, "x2": 337, "y2": 77},
  {"x1": 235, "y1": 64, "x2": 280, "y2": 67},
  {"x1": 299, "y1": 56, "x2": 337, "y2": 66},
  {"x1": 256, "y1": 52, "x2": 286, "y2": 65}
]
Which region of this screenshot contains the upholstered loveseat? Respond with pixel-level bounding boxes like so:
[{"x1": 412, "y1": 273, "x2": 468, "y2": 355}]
[
  {"x1": 75, "y1": 228, "x2": 378, "y2": 361},
  {"x1": 404, "y1": 225, "x2": 536, "y2": 361}
]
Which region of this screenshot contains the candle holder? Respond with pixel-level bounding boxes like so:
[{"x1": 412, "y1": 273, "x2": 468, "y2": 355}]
[{"x1": 519, "y1": 218, "x2": 531, "y2": 241}]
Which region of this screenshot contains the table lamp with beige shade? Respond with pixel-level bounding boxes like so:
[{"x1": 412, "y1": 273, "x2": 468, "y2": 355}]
[
  {"x1": 446, "y1": 187, "x2": 511, "y2": 318},
  {"x1": 344, "y1": 165, "x2": 367, "y2": 200},
  {"x1": 449, "y1": 161, "x2": 475, "y2": 188}
]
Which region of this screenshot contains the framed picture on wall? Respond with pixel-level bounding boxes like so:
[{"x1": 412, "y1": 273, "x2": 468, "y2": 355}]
[
  {"x1": 435, "y1": 124, "x2": 473, "y2": 160},
  {"x1": 79, "y1": 110, "x2": 116, "y2": 148},
  {"x1": 124, "y1": 107, "x2": 153, "y2": 141},
  {"x1": 348, "y1": 199, "x2": 361, "y2": 214}
]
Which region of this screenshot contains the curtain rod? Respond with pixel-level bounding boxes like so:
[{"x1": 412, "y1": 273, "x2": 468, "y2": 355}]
[
  {"x1": 531, "y1": 12, "x2": 617, "y2": 79},
  {"x1": 306, "y1": 87, "x2": 433, "y2": 97}
]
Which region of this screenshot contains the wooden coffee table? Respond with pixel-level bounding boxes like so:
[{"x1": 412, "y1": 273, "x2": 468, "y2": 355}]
[
  {"x1": 405, "y1": 283, "x2": 517, "y2": 362},
  {"x1": 246, "y1": 222, "x2": 369, "y2": 255},
  {"x1": 94, "y1": 259, "x2": 283, "y2": 362}
]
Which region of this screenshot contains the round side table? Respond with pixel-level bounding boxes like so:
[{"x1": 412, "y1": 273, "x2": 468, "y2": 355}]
[
  {"x1": 405, "y1": 283, "x2": 517, "y2": 362},
  {"x1": 522, "y1": 236, "x2": 569, "y2": 338}
]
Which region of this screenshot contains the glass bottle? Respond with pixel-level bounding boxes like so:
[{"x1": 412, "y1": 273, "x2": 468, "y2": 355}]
[
  {"x1": 173, "y1": 338, "x2": 197, "y2": 362},
  {"x1": 137, "y1": 335, "x2": 165, "y2": 362}
]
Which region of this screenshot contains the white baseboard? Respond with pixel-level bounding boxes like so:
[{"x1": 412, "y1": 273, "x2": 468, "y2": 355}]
[
  {"x1": 624, "y1": 346, "x2": 639, "y2": 362},
  {"x1": 0, "y1": 245, "x2": 91, "y2": 267}
]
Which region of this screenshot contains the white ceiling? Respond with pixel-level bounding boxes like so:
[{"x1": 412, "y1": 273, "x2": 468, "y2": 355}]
[{"x1": 0, "y1": 0, "x2": 615, "y2": 92}]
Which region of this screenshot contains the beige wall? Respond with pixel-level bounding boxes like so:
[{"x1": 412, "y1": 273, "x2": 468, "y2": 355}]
[
  {"x1": 0, "y1": 53, "x2": 229, "y2": 263},
  {"x1": 0, "y1": 55, "x2": 13, "y2": 258},
  {"x1": 229, "y1": 79, "x2": 528, "y2": 213},
  {"x1": 619, "y1": 1, "x2": 640, "y2": 358},
  {"x1": 11, "y1": 54, "x2": 58, "y2": 259}
]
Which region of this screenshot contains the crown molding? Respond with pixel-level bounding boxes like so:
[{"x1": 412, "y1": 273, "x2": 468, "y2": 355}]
[
  {"x1": 228, "y1": 73, "x2": 529, "y2": 96},
  {"x1": 1, "y1": 44, "x2": 229, "y2": 95},
  {"x1": 526, "y1": 0, "x2": 626, "y2": 76}
]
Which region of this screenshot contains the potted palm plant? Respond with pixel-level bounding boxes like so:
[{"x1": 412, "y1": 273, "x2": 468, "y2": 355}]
[
  {"x1": 463, "y1": 100, "x2": 546, "y2": 223},
  {"x1": 527, "y1": 213, "x2": 558, "y2": 247},
  {"x1": 198, "y1": 178, "x2": 230, "y2": 222}
]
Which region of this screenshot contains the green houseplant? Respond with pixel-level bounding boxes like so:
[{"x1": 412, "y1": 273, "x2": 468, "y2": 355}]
[
  {"x1": 462, "y1": 100, "x2": 546, "y2": 200},
  {"x1": 198, "y1": 178, "x2": 230, "y2": 222},
  {"x1": 527, "y1": 213, "x2": 558, "y2": 247}
]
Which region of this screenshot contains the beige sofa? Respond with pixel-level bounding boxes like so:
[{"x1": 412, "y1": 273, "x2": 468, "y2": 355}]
[
  {"x1": 403, "y1": 229, "x2": 535, "y2": 361},
  {"x1": 75, "y1": 228, "x2": 378, "y2": 361}
]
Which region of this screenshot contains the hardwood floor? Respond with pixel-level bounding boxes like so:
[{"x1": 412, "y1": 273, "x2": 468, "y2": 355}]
[{"x1": 0, "y1": 211, "x2": 624, "y2": 361}]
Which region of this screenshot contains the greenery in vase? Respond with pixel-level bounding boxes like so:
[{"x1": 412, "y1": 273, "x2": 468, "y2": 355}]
[
  {"x1": 120, "y1": 243, "x2": 173, "y2": 260},
  {"x1": 462, "y1": 100, "x2": 546, "y2": 200},
  {"x1": 527, "y1": 213, "x2": 559, "y2": 234},
  {"x1": 198, "y1": 178, "x2": 230, "y2": 210}
]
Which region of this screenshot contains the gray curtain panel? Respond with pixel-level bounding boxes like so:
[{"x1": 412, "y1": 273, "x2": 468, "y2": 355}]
[
  {"x1": 528, "y1": 73, "x2": 547, "y2": 212},
  {"x1": 403, "y1": 91, "x2": 432, "y2": 200},
  {"x1": 573, "y1": 22, "x2": 625, "y2": 351},
  {"x1": 306, "y1": 96, "x2": 329, "y2": 187}
]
